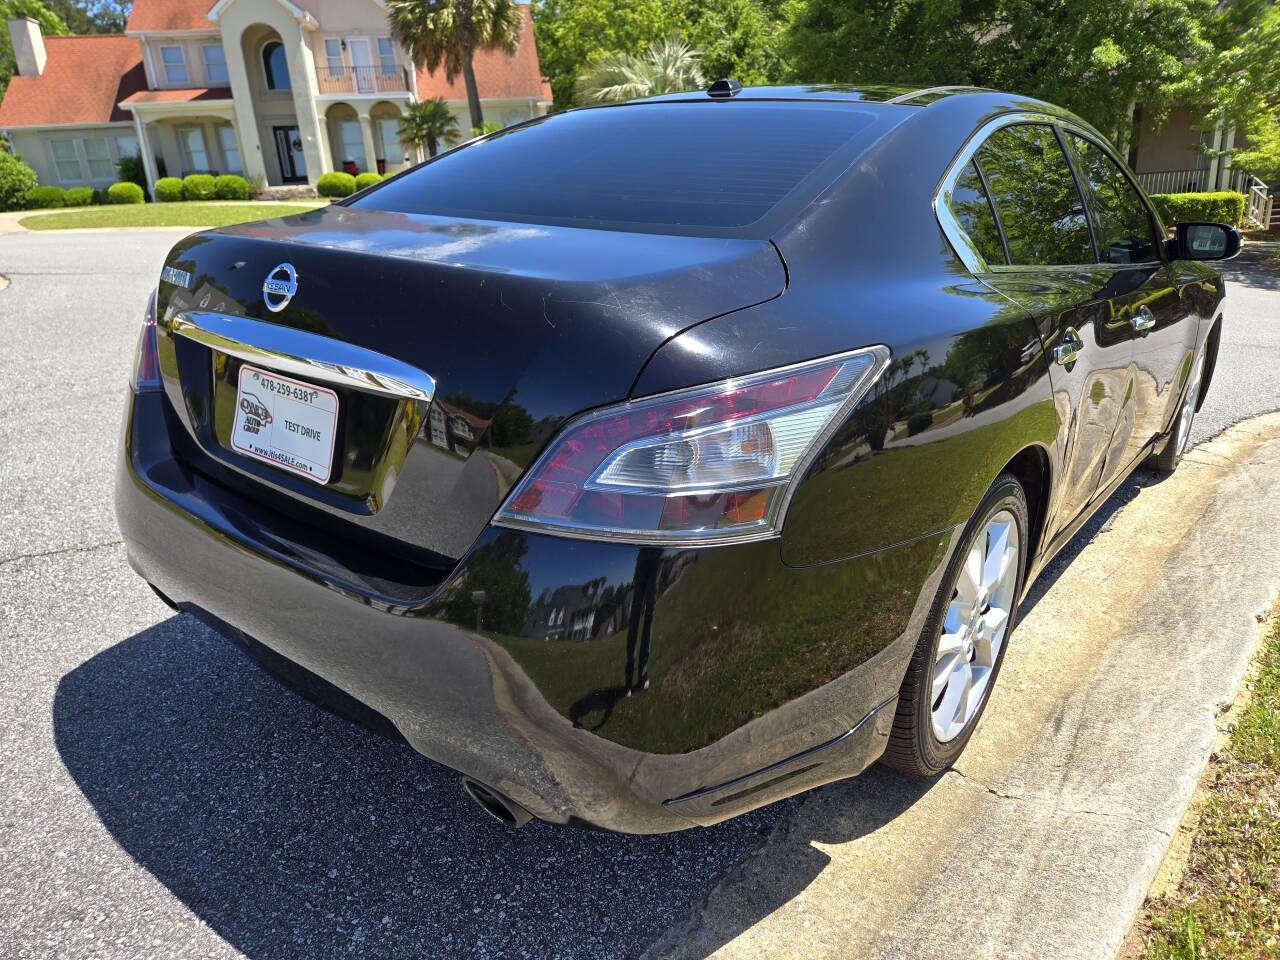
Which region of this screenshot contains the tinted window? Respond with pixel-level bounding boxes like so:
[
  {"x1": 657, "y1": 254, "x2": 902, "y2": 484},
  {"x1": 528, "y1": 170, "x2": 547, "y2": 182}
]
[
  {"x1": 977, "y1": 124, "x2": 1093, "y2": 266},
  {"x1": 1068, "y1": 135, "x2": 1158, "y2": 264},
  {"x1": 353, "y1": 103, "x2": 884, "y2": 233},
  {"x1": 949, "y1": 160, "x2": 1006, "y2": 265}
]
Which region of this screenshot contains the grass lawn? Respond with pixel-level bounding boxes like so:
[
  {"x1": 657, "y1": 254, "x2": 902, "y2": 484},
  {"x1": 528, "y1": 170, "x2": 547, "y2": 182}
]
[
  {"x1": 21, "y1": 202, "x2": 318, "y2": 231},
  {"x1": 1139, "y1": 616, "x2": 1280, "y2": 959}
]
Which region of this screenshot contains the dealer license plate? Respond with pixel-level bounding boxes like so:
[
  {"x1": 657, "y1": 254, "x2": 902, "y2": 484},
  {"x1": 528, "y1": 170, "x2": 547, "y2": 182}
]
[{"x1": 231, "y1": 364, "x2": 339, "y2": 484}]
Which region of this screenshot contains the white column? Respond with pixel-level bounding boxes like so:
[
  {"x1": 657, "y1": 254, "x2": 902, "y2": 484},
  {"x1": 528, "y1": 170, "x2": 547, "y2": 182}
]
[
  {"x1": 287, "y1": 21, "x2": 327, "y2": 183},
  {"x1": 132, "y1": 111, "x2": 158, "y2": 196},
  {"x1": 1205, "y1": 119, "x2": 1224, "y2": 192},
  {"x1": 1218, "y1": 123, "x2": 1237, "y2": 191},
  {"x1": 357, "y1": 111, "x2": 378, "y2": 175}
]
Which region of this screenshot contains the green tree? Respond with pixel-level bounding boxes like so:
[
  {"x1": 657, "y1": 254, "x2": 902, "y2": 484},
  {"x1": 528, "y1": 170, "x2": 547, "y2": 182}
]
[
  {"x1": 785, "y1": 0, "x2": 1212, "y2": 143},
  {"x1": 0, "y1": 0, "x2": 68, "y2": 100},
  {"x1": 576, "y1": 34, "x2": 705, "y2": 104},
  {"x1": 387, "y1": 0, "x2": 524, "y2": 132},
  {"x1": 397, "y1": 96, "x2": 462, "y2": 158},
  {"x1": 534, "y1": 0, "x2": 787, "y2": 108},
  {"x1": 43, "y1": 0, "x2": 127, "y2": 33}
]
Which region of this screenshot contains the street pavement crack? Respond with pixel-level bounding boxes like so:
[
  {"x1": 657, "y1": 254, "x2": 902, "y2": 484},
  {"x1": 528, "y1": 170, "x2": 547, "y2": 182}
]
[{"x1": 0, "y1": 539, "x2": 123, "y2": 567}]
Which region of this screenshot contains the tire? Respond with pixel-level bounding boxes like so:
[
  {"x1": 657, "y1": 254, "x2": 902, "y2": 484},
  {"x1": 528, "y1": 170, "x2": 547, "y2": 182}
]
[
  {"x1": 1148, "y1": 345, "x2": 1206, "y2": 473},
  {"x1": 882, "y1": 472, "x2": 1029, "y2": 777}
]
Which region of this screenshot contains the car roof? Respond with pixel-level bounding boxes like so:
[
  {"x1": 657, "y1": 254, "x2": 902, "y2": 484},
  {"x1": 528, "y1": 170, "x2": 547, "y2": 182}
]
[{"x1": 637, "y1": 84, "x2": 996, "y2": 106}]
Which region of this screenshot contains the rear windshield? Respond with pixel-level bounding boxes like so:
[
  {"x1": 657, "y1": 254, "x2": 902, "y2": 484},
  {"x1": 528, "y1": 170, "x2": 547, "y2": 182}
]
[{"x1": 351, "y1": 102, "x2": 889, "y2": 236}]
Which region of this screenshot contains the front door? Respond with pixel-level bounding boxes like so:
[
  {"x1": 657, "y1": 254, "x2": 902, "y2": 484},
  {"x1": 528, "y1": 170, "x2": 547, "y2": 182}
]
[
  {"x1": 272, "y1": 126, "x2": 307, "y2": 184},
  {"x1": 347, "y1": 38, "x2": 374, "y2": 93},
  {"x1": 973, "y1": 122, "x2": 1138, "y2": 534},
  {"x1": 1060, "y1": 132, "x2": 1192, "y2": 471}
]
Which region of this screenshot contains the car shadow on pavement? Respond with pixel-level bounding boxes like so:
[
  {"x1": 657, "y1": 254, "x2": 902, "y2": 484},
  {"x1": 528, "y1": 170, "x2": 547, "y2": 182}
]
[
  {"x1": 1222, "y1": 246, "x2": 1280, "y2": 292},
  {"x1": 52, "y1": 614, "x2": 938, "y2": 959}
]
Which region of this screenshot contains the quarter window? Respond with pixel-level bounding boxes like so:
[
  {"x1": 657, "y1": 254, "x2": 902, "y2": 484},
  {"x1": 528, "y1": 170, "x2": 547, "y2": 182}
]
[
  {"x1": 263, "y1": 41, "x2": 290, "y2": 90},
  {"x1": 50, "y1": 139, "x2": 81, "y2": 181},
  {"x1": 83, "y1": 137, "x2": 114, "y2": 179},
  {"x1": 949, "y1": 159, "x2": 1006, "y2": 266},
  {"x1": 976, "y1": 124, "x2": 1094, "y2": 266},
  {"x1": 159, "y1": 45, "x2": 188, "y2": 84},
  {"x1": 202, "y1": 44, "x2": 228, "y2": 84},
  {"x1": 1068, "y1": 135, "x2": 1158, "y2": 264},
  {"x1": 179, "y1": 127, "x2": 209, "y2": 172},
  {"x1": 218, "y1": 126, "x2": 241, "y2": 173},
  {"x1": 324, "y1": 38, "x2": 343, "y2": 78},
  {"x1": 377, "y1": 37, "x2": 396, "y2": 75}
]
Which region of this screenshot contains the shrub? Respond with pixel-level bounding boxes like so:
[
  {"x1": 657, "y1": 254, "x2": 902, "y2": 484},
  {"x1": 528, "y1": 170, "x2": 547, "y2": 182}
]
[
  {"x1": 182, "y1": 173, "x2": 216, "y2": 201},
  {"x1": 316, "y1": 171, "x2": 357, "y2": 198},
  {"x1": 116, "y1": 152, "x2": 147, "y2": 191},
  {"x1": 0, "y1": 150, "x2": 38, "y2": 211},
  {"x1": 24, "y1": 185, "x2": 67, "y2": 208},
  {"x1": 65, "y1": 186, "x2": 95, "y2": 207},
  {"x1": 1149, "y1": 191, "x2": 1247, "y2": 228},
  {"x1": 354, "y1": 172, "x2": 383, "y2": 190},
  {"x1": 105, "y1": 181, "x2": 145, "y2": 205},
  {"x1": 154, "y1": 177, "x2": 184, "y2": 202},
  {"x1": 213, "y1": 174, "x2": 251, "y2": 200}
]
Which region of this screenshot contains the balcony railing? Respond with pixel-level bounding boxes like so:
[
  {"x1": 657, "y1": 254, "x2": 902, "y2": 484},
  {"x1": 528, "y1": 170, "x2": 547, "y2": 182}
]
[
  {"x1": 315, "y1": 64, "x2": 408, "y2": 95},
  {"x1": 1134, "y1": 167, "x2": 1253, "y2": 196}
]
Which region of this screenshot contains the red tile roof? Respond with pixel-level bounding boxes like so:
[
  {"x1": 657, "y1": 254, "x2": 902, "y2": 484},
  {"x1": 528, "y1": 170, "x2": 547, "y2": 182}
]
[
  {"x1": 121, "y1": 87, "x2": 234, "y2": 105},
  {"x1": 125, "y1": 0, "x2": 215, "y2": 32},
  {"x1": 416, "y1": 5, "x2": 547, "y2": 102},
  {"x1": 0, "y1": 35, "x2": 146, "y2": 128}
]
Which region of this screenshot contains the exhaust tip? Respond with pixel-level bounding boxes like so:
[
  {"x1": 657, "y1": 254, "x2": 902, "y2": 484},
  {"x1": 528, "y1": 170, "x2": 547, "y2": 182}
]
[{"x1": 462, "y1": 778, "x2": 533, "y2": 828}]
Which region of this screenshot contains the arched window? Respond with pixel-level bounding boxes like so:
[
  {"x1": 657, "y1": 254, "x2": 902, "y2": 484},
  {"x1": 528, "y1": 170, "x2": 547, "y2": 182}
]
[{"x1": 262, "y1": 41, "x2": 290, "y2": 90}]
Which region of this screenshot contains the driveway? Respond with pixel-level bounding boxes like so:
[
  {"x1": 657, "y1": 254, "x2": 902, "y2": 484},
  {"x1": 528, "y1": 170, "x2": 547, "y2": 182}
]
[{"x1": 0, "y1": 231, "x2": 1277, "y2": 959}]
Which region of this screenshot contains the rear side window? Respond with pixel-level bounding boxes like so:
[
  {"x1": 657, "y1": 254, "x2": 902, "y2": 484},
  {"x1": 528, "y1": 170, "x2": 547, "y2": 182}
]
[
  {"x1": 1067, "y1": 135, "x2": 1158, "y2": 264},
  {"x1": 949, "y1": 160, "x2": 1007, "y2": 266},
  {"x1": 977, "y1": 124, "x2": 1094, "y2": 266},
  {"x1": 352, "y1": 102, "x2": 884, "y2": 234}
]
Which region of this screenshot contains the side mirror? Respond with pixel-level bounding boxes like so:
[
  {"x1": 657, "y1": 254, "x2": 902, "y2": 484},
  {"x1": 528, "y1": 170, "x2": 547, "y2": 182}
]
[{"x1": 1171, "y1": 221, "x2": 1242, "y2": 261}]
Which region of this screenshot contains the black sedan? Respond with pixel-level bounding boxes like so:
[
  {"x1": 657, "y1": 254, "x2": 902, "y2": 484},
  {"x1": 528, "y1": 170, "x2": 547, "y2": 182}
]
[{"x1": 117, "y1": 83, "x2": 1238, "y2": 833}]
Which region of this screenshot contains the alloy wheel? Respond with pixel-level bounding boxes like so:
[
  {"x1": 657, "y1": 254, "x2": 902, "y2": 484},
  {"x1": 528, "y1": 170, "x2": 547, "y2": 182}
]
[
  {"x1": 931, "y1": 509, "x2": 1020, "y2": 743},
  {"x1": 1176, "y1": 349, "x2": 1206, "y2": 457}
]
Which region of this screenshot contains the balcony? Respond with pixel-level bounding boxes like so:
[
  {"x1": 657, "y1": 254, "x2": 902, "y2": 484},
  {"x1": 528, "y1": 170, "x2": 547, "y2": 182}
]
[{"x1": 315, "y1": 64, "x2": 408, "y2": 96}]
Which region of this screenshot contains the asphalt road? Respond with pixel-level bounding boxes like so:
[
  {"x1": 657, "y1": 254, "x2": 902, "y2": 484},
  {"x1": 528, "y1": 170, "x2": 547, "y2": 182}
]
[{"x1": 0, "y1": 231, "x2": 1277, "y2": 959}]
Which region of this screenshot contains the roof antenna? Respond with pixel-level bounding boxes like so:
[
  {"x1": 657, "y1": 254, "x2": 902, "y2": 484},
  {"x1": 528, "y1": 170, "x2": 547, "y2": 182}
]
[{"x1": 707, "y1": 78, "x2": 742, "y2": 99}]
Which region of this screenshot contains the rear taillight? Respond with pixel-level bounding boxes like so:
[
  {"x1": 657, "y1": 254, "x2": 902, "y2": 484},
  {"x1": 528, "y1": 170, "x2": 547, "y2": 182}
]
[
  {"x1": 494, "y1": 346, "x2": 890, "y2": 545},
  {"x1": 132, "y1": 288, "x2": 160, "y2": 391}
]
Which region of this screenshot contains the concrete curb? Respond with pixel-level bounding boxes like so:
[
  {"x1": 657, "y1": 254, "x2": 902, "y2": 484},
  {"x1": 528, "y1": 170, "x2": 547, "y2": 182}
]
[{"x1": 650, "y1": 412, "x2": 1280, "y2": 960}]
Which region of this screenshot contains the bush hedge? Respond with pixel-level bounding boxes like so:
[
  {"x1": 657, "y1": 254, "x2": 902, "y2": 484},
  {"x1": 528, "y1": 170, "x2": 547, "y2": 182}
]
[
  {"x1": 354, "y1": 172, "x2": 383, "y2": 190},
  {"x1": 213, "y1": 174, "x2": 251, "y2": 200},
  {"x1": 0, "y1": 151, "x2": 38, "y2": 211},
  {"x1": 24, "y1": 185, "x2": 67, "y2": 208},
  {"x1": 105, "y1": 181, "x2": 145, "y2": 205},
  {"x1": 316, "y1": 171, "x2": 357, "y2": 198},
  {"x1": 182, "y1": 173, "x2": 216, "y2": 201},
  {"x1": 1149, "y1": 191, "x2": 1247, "y2": 227},
  {"x1": 65, "y1": 186, "x2": 96, "y2": 207},
  {"x1": 154, "y1": 177, "x2": 184, "y2": 202}
]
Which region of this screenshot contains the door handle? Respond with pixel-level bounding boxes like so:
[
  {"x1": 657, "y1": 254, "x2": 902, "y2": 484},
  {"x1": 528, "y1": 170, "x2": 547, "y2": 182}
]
[
  {"x1": 1054, "y1": 328, "x2": 1083, "y2": 367},
  {"x1": 1131, "y1": 306, "x2": 1156, "y2": 332}
]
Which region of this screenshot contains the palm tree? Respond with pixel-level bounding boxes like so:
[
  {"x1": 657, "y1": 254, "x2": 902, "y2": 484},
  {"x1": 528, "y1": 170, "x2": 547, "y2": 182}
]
[
  {"x1": 575, "y1": 36, "x2": 705, "y2": 105},
  {"x1": 387, "y1": 0, "x2": 523, "y2": 132},
  {"x1": 398, "y1": 97, "x2": 462, "y2": 158}
]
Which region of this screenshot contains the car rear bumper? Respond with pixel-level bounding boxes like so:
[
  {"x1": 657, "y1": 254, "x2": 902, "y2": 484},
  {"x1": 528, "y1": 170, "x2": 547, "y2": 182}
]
[{"x1": 117, "y1": 389, "x2": 955, "y2": 832}]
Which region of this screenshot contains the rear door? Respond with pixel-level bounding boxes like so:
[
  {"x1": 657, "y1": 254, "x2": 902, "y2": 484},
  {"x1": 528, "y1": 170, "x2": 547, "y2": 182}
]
[
  {"x1": 1063, "y1": 132, "x2": 1192, "y2": 468},
  {"x1": 967, "y1": 122, "x2": 1136, "y2": 534}
]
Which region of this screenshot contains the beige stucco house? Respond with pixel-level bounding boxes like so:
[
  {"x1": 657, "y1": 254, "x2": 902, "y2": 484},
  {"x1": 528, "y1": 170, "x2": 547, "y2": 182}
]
[{"x1": 0, "y1": 0, "x2": 550, "y2": 194}]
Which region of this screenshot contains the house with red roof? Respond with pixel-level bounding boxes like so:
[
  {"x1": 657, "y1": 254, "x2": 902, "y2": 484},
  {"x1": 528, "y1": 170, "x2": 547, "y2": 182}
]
[{"x1": 1, "y1": 0, "x2": 550, "y2": 194}]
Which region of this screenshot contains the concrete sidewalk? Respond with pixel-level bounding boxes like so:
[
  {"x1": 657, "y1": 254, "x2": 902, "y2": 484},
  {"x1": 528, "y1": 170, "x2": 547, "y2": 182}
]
[{"x1": 653, "y1": 413, "x2": 1280, "y2": 960}]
